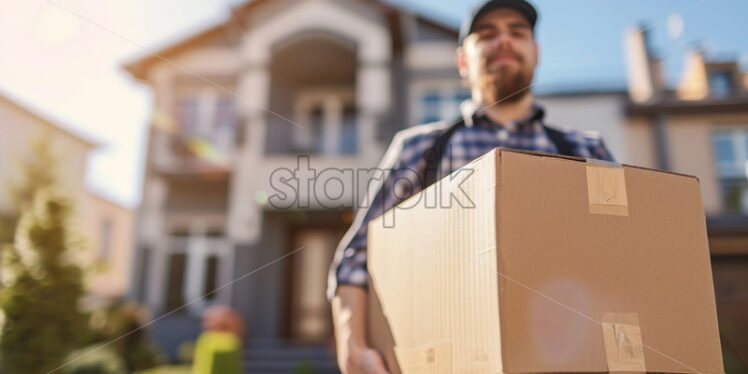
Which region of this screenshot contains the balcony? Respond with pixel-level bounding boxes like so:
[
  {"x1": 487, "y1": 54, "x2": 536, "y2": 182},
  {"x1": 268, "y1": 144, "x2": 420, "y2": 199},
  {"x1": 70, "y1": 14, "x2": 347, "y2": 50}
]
[
  {"x1": 265, "y1": 32, "x2": 359, "y2": 156},
  {"x1": 265, "y1": 115, "x2": 358, "y2": 156},
  {"x1": 150, "y1": 127, "x2": 237, "y2": 176}
]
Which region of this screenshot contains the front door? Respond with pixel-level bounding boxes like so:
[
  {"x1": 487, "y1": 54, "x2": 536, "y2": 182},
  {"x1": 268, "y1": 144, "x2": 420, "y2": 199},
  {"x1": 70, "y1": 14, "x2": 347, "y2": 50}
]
[{"x1": 287, "y1": 228, "x2": 343, "y2": 342}]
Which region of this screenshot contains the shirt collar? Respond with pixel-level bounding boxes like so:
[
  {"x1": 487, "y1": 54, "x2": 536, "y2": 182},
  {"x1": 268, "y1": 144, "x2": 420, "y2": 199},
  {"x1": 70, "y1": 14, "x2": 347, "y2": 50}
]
[{"x1": 460, "y1": 99, "x2": 545, "y2": 131}]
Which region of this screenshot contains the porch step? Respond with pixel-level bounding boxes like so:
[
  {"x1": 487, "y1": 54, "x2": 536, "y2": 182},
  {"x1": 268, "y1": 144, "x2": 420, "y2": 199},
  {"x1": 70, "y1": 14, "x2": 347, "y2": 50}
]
[{"x1": 243, "y1": 340, "x2": 340, "y2": 374}]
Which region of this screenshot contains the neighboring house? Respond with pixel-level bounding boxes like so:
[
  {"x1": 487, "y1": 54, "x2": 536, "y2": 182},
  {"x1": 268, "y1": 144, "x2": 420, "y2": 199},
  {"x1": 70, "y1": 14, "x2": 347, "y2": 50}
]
[
  {"x1": 623, "y1": 27, "x2": 748, "y2": 366},
  {"x1": 0, "y1": 91, "x2": 134, "y2": 306},
  {"x1": 0, "y1": 92, "x2": 94, "y2": 215},
  {"x1": 84, "y1": 191, "x2": 135, "y2": 304}
]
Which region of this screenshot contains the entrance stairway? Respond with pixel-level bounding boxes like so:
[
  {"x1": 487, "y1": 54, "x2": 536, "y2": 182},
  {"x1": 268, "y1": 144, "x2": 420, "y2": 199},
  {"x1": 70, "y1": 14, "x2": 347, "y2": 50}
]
[{"x1": 243, "y1": 339, "x2": 340, "y2": 374}]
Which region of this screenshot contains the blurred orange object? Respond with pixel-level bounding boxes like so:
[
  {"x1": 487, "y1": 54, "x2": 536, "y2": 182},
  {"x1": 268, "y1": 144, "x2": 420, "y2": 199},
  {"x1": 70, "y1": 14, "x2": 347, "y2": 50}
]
[{"x1": 201, "y1": 305, "x2": 245, "y2": 338}]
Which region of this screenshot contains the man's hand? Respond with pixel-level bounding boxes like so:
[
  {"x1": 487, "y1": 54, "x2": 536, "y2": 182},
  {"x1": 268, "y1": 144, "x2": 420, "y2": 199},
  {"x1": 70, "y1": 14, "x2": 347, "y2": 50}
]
[
  {"x1": 341, "y1": 345, "x2": 389, "y2": 374},
  {"x1": 332, "y1": 285, "x2": 390, "y2": 374}
]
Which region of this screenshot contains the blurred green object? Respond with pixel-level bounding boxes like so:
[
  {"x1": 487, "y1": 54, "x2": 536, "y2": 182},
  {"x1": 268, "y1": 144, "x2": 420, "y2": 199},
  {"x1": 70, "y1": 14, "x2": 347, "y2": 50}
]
[
  {"x1": 0, "y1": 214, "x2": 15, "y2": 250},
  {"x1": 89, "y1": 300, "x2": 166, "y2": 372},
  {"x1": 719, "y1": 319, "x2": 748, "y2": 374},
  {"x1": 0, "y1": 136, "x2": 59, "y2": 248},
  {"x1": 191, "y1": 331, "x2": 242, "y2": 374},
  {"x1": 293, "y1": 360, "x2": 320, "y2": 374},
  {"x1": 0, "y1": 187, "x2": 91, "y2": 374},
  {"x1": 177, "y1": 341, "x2": 195, "y2": 364},
  {"x1": 723, "y1": 348, "x2": 748, "y2": 374},
  {"x1": 62, "y1": 344, "x2": 127, "y2": 374}
]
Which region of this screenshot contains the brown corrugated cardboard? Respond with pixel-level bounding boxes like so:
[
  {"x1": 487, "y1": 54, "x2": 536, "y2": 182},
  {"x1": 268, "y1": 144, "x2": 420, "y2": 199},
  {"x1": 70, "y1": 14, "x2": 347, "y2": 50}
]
[{"x1": 367, "y1": 148, "x2": 724, "y2": 374}]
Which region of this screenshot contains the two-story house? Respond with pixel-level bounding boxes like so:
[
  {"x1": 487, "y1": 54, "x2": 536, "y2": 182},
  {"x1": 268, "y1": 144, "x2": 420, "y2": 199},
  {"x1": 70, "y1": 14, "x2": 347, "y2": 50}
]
[
  {"x1": 623, "y1": 27, "x2": 748, "y2": 367},
  {"x1": 123, "y1": 0, "x2": 474, "y2": 367}
]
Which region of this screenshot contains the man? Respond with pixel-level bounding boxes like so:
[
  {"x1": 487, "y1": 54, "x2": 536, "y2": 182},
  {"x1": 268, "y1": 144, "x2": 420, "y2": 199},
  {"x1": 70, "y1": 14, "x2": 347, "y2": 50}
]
[{"x1": 327, "y1": 1, "x2": 615, "y2": 373}]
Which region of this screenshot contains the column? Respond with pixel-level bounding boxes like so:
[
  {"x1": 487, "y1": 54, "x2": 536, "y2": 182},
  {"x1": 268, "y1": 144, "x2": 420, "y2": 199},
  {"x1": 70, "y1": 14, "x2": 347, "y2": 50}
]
[
  {"x1": 356, "y1": 62, "x2": 391, "y2": 161},
  {"x1": 323, "y1": 97, "x2": 342, "y2": 155},
  {"x1": 228, "y1": 66, "x2": 268, "y2": 244},
  {"x1": 184, "y1": 220, "x2": 208, "y2": 316}
]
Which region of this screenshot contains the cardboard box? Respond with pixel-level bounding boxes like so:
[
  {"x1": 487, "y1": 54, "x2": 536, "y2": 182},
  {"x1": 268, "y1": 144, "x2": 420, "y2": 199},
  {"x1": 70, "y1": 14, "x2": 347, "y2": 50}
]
[{"x1": 367, "y1": 148, "x2": 724, "y2": 374}]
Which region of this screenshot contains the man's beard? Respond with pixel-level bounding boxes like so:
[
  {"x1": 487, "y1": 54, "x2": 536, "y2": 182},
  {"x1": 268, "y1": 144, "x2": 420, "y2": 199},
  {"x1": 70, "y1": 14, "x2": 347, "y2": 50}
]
[{"x1": 480, "y1": 65, "x2": 533, "y2": 104}]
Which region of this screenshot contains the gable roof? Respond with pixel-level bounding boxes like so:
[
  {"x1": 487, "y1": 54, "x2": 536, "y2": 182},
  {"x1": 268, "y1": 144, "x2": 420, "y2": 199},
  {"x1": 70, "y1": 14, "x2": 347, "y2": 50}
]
[
  {"x1": 0, "y1": 88, "x2": 99, "y2": 149},
  {"x1": 122, "y1": 0, "x2": 458, "y2": 80}
]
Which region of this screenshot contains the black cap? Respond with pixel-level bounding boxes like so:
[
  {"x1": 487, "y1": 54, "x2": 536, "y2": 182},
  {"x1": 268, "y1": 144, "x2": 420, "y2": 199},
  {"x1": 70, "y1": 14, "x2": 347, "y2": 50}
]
[{"x1": 458, "y1": 0, "x2": 538, "y2": 45}]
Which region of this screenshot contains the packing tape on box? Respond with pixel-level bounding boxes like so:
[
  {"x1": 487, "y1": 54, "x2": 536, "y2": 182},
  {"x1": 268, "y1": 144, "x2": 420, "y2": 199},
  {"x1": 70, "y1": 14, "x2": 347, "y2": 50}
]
[
  {"x1": 601, "y1": 312, "x2": 646, "y2": 373},
  {"x1": 586, "y1": 159, "x2": 629, "y2": 216},
  {"x1": 394, "y1": 340, "x2": 452, "y2": 374}
]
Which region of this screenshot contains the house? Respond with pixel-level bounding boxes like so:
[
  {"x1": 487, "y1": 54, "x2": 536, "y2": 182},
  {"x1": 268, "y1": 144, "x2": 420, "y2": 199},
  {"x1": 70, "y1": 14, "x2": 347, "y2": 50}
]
[
  {"x1": 120, "y1": 0, "x2": 628, "y2": 369},
  {"x1": 84, "y1": 191, "x2": 135, "y2": 304},
  {"x1": 0, "y1": 92, "x2": 94, "y2": 215},
  {"x1": 623, "y1": 26, "x2": 748, "y2": 367},
  {"x1": 0, "y1": 91, "x2": 134, "y2": 307},
  {"x1": 122, "y1": 1, "x2": 477, "y2": 366}
]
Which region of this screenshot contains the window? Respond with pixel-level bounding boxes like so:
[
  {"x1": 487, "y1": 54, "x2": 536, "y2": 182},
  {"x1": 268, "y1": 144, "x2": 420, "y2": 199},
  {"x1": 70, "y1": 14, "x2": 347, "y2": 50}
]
[
  {"x1": 340, "y1": 104, "x2": 358, "y2": 154},
  {"x1": 176, "y1": 88, "x2": 237, "y2": 155},
  {"x1": 712, "y1": 129, "x2": 748, "y2": 214},
  {"x1": 714, "y1": 136, "x2": 735, "y2": 164},
  {"x1": 204, "y1": 255, "x2": 219, "y2": 300},
  {"x1": 99, "y1": 219, "x2": 113, "y2": 259},
  {"x1": 269, "y1": 88, "x2": 357, "y2": 155},
  {"x1": 165, "y1": 253, "x2": 187, "y2": 311},
  {"x1": 708, "y1": 70, "x2": 733, "y2": 99},
  {"x1": 177, "y1": 97, "x2": 200, "y2": 135},
  {"x1": 292, "y1": 105, "x2": 324, "y2": 153},
  {"x1": 214, "y1": 96, "x2": 238, "y2": 153},
  {"x1": 454, "y1": 90, "x2": 472, "y2": 105},
  {"x1": 420, "y1": 91, "x2": 443, "y2": 124},
  {"x1": 415, "y1": 86, "x2": 471, "y2": 126}
]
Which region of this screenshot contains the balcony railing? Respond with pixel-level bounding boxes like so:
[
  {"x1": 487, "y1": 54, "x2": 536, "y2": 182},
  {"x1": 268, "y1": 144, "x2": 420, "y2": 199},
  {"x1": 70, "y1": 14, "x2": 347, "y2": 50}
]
[
  {"x1": 265, "y1": 117, "x2": 358, "y2": 155},
  {"x1": 151, "y1": 128, "x2": 237, "y2": 174}
]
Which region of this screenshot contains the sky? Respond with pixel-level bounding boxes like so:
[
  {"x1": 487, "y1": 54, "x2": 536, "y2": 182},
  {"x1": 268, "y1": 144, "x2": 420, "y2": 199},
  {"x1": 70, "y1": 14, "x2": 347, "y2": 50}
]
[{"x1": 1, "y1": 0, "x2": 747, "y2": 209}]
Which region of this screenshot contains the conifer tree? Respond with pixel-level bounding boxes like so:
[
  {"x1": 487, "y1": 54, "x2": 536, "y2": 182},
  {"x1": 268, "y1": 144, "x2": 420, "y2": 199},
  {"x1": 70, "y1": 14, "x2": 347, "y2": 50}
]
[{"x1": 0, "y1": 137, "x2": 90, "y2": 374}]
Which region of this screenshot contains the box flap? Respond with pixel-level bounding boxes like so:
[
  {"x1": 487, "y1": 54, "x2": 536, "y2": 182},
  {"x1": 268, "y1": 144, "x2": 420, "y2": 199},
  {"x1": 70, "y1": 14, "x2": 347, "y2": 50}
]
[{"x1": 497, "y1": 147, "x2": 699, "y2": 181}]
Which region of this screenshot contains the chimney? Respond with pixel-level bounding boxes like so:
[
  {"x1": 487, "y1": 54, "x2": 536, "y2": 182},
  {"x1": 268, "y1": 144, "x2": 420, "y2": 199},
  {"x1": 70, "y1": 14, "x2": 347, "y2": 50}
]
[
  {"x1": 624, "y1": 26, "x2": 663, "y2": 103},
  {"x1": 676, "y1": 48, "x2": 709, "y2": 100}
]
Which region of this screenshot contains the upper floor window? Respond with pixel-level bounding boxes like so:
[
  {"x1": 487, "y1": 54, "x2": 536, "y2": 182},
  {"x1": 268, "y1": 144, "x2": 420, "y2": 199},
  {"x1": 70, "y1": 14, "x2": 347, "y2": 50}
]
[
  {"x1": 712, "y1": 129, "x2": 748, "y2": 214},
  {"x1": 176, "y1": 87, "x2": 237, "y2": 156},
  {"x1": 291, "y1": 105, "x2": 324, "y2": 153},
  {"x1": 340, "y1": 104, "x2": 358, "y2": 154},
  {"x1": 414, "y1": 84, "x2": 471, "y2": 126},
  {"x1": 266, "y1": 88, "x2": 357, "y2": 155},
  {"x1": 177, "y1": 96, "x2": 200, "y2": 135},
  {"x1": 708, "y1": 70, "x2": 734, "y2": 99}
]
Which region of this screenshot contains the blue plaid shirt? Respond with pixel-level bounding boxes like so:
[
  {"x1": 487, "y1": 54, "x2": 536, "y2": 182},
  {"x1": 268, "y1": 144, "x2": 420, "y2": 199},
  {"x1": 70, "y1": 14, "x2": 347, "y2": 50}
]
[{"x1": 327, "y1": 102, "x2": 615, "y2": 299}]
